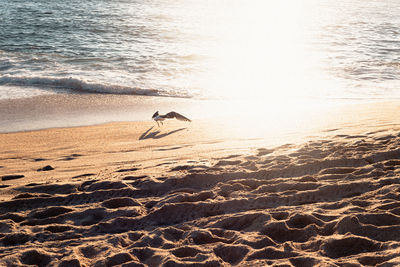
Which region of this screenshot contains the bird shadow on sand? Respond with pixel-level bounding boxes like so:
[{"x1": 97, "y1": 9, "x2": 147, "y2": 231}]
[{"x1": 139, "y1": 126, "x2": 187, "y2": 140}]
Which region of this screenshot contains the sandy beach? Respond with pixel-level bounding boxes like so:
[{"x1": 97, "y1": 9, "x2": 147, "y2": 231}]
[
  {"x1": 1, "y1": 101, "x2": 400, "y2": 266},
  {"x1": 3, "y1": 0, "x2": 400, "y2": 265}
]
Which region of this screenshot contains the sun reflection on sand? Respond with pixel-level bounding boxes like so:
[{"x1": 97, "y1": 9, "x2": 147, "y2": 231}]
[
  {"x1": 193, "y1": 99, "x2": 400, "y2": 150},
  {"x1": 193, "y1": 97, "x2": 344, "y2": 144}
]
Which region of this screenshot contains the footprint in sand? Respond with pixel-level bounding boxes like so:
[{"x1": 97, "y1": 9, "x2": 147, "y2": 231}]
[
  {"x1": 116, "y1": 167, "x2": 139, "y2": 173},
  {"x1": 72, "y1": 173, "x2": 95, "y2": 179},
  {"x1": 2, "y1": 174, "x2": 24, "y2": 181},
  {"x1": 37, "y1": 165, "x2": 54, "y2": 172}
]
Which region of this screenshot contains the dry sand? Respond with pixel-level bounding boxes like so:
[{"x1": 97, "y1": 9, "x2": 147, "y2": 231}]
[{"x1": 1, "y1": 101, "x2": 400, "y2": 266}]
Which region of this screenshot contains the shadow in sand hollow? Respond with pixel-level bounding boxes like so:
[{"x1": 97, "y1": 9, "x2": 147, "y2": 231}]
[{"x1": 139, "y1": 126, "x2": 186, "y2": 140}]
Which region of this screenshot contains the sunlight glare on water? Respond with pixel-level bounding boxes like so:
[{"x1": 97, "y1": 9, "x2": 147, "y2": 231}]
[
  {"x1": 206, "y1": 1, "x2": 304, "y2": 99},
  {"x1": 194, "y1": 0, "x2": 336, "y2": 102},
  {"x1": 1, "y1": 0, "x2": 400, "y2": 102}
]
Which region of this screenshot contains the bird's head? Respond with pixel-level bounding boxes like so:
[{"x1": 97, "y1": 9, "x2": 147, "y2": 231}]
[{"x1": 152, "y1": 111, "x2": 159, "y2": 120}]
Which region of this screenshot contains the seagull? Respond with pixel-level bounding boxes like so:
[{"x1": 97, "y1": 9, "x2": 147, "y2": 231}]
[{"x1": 152, "y1": 111, "x2": 191, "y2": 126}]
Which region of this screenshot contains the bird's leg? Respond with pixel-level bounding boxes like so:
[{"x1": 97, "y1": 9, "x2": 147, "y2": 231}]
[
  {"x1": 156, "y1": 121, "x2": 160, "y2": 127},
  {"x1": 161, "y1": 121, "x2": 163, "y2": 126}
]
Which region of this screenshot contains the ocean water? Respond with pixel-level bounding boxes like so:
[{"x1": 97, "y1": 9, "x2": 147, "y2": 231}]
[{"x1": 1, "y1": 0, "x2": 400, "y2": 101}]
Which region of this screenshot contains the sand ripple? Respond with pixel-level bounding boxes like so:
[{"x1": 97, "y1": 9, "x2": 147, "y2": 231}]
[{"x1": 2, "y1": 133, "x2": 400, "y2": 266}]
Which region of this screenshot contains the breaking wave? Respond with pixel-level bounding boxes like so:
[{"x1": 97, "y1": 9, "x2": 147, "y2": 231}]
[{"x1": 0, "y1": 76, "x2": 192, "y2": 98}]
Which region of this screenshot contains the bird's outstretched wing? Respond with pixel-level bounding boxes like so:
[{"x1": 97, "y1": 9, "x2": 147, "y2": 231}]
[{"x1": 164, "y1": 111, "x2": 191, "y2": 122}]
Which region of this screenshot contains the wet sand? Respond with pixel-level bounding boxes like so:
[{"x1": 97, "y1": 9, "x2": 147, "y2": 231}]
[{"x1": 1, "y1": 101, "x2": 400, "y2": 266}]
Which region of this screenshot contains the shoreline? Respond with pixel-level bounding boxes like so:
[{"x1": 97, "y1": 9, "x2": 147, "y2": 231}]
[
  {"x1": 0, "y1": 91, "x2": 396, "y2": 134},
  {"x1": 0, "y1": 93, "x2": 205, "y2": 133}
]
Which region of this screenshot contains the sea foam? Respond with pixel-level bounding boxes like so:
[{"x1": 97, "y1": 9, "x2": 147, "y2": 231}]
[{"x1": 0, "y1": 76, "x2": 191, "y2": 98}]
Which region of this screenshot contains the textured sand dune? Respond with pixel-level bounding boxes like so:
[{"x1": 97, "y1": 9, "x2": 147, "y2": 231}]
[{"x1": 2, "y1": 125, "x2": 400, "y2": 266}]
